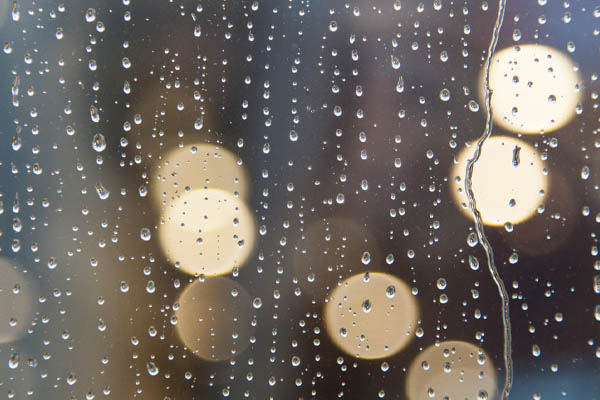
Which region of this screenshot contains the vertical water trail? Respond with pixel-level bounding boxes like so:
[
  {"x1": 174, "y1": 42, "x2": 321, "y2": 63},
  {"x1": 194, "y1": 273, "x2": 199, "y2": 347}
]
[{"x1": 464, "y1": 0, "x2": 513, "y2": 399}]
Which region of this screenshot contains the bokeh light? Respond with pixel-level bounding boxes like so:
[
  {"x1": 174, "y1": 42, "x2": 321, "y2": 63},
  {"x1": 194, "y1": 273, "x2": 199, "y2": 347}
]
[
  {"x1": 174, "y1": 277, "x2": 254, "y2": 362},
  {"x1": 451, "y1": 136, "x2": 549, "y2": 226},
  {"x1": 323, "y1": 272, "x2": 419, "y2": 359},
  {"x1": 405, "y1": 340, "x2": 497, "y2": 400},
  {"x1": 293, "y1": 217, "x2": 379, "y2": 299},
  {"x1": 0, "y1": 258, "x2": 36, "y2": 344},
  {"x1": 158, "y1": 188, "x2": 256, "y2": 276},
  {"x1": 484, "y1": 44, "x2": 583, "y2": 134},
  {"x1": 151, "y1": 143, "x2": 250, "y2": 211}
]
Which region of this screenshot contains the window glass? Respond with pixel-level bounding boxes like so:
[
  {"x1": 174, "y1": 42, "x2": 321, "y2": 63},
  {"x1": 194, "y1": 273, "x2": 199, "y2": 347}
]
[{"x1": 1, "y1": 0, "x2": 599, "y2": 399}]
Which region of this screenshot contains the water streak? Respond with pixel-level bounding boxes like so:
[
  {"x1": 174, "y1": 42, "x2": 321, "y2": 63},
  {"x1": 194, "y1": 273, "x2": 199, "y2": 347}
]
[{"x1": 464, "y1": 0, "x2": 513, "y2": 398}]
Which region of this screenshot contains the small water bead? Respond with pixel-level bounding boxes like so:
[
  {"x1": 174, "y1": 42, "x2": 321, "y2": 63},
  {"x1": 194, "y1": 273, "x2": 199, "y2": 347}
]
[
  {"x1": 120, "y1": 281, "x2": 129, "y2": 293},
  {"x1": 146, "y1": 361, "x2": 159, "y2": 376},
  {"x1": 439, "y1": 88, "x2": 450, "y2": 101},
  {"x1": 291, "y1": 356, "x2": 301, "y2": 367},
  {"x1": 467, "y1": 232, "x2": 479, "y2": 247},
  {"x1": 385, "y1": 253, "x2": 394, "y2": 264},
  {"x1": 386, "y1": 285, "x2": 396, "y2": 298},
  {"x1": 380, "y1": 361, "x2": 389, "y2": 372},
  {"x1": 468, "y1": 100, "x2": 480, "y2": 112},
  {"x1": 362, "y1": 299, "x2": 372, "y2": 313},
  {"x1": 361, "y1": 251, "x2": 371, "y2": 265},
  {"x1": 509, "y1": 252, "x2": 519, "y2": 264},
  {"x1": 67, "y1": 373, "x2": 77, "y2": 386},
  {"x1": 436, "y1": 278, "x2": 447, "y2": 290},
  {"x1": 92, "y1": 133, "x2": 107, "y2": 152},
  {"x1": 85, "y1": 8, "x2": 96, "y2": 22},
  {"x1": 329, "y1": 20, "x2": 338, "y2": 32},
  {"x1": 289, "y1": 130, "x2": 298, "y2": 141},
  {"x1": 252, "y1": 297, "x2": 262, "y2": 309},
  {"x1": 469, "y1": 255, "x2": 480, "y2": 270},
  {"x1": 140, "y1": 228, "x2": 151, "y2": 241},
  {"x1": 532, "y1": 344, "x2": 541, "y2": 357},
  {"x1": 8, "y1": 353, "x2": 19, "y2": 369}
]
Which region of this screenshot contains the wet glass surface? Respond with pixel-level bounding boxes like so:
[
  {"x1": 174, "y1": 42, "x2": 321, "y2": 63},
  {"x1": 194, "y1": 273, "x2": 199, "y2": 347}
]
[{"x1": 1, "y1": 0, "x2": 599, "y2": 399}]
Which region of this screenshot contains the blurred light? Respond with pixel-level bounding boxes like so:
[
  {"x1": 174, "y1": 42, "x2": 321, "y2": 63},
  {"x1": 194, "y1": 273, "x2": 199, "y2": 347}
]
[
  {"x1": 151, "y1": 143, "x2": 250, "y2": 210},
  {"x1": 406, "y1": 340, "x2": 497, "y2": 400},
  {"x1": 0, "y1": 258, "x2": 36, "y2": 343},
  {"x1": 323, "y1": 272, "x2": 418, "y2": 359},
  {"x1": 451, "y1": 136, "x2": 549, "y2": 226},
  {"x1": 293, "y1": 217, "x2": 379, "y2": 299},
  {"x1": 158, "y1": 188, "x2": 256, "y2": 276},
  {"x1": 501, "y1": 171, "x2": 575, "y2": 256},
  {"x1": 484, "y1": 44, "x2": 582, "y2": 134},
  {"x1": 174, "y1": 277, "x2": 254, "y2": 362}
]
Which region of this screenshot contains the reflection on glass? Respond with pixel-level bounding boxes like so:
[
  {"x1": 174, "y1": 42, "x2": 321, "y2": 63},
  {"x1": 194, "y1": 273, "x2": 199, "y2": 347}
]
[
  {"x1": 0, "y1": 258, "x2": 36, "y2": 344},
  {"x1": 323, "y1": 272, "x2": 418, "y2": 359},
  {"x1": 485, "y1": 44, "x2": 582, "y2": 134},
  {"x1": 451, "y1": 136, "x2": 548, "y2": 226},
  {"x1": 406, "y1": 340, "x2": 497, "y2": 400},
  {"x1": 174, "y1": 277, "x2": 254, "y2": 362}
]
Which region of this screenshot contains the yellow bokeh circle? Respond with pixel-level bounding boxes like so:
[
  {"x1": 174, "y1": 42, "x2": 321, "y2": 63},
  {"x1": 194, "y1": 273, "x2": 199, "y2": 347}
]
[
  {"x1": 406, "y1": 340, "x2": 497, "y2": 400},
  {"x1": 450, "y1": 136, "x2": 548, "y2": 226},
  {"x1": 158, "y1": 188, "x2": 256, "y2": 276},
  {"x1": 484, "y1": 44, "x2": 583, "y2": 134},
  {"x1": 323, "y1": 272, "x2": 419, "y2": 359},
  {"x1": 151, "y1": 143, "x2": 250, "y2": 210}
]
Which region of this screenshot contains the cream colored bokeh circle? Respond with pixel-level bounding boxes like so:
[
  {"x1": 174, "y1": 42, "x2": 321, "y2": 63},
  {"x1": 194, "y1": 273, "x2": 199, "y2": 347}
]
[
  {"x1": 451, "y1": 136, "x2": 548, "y2": 226},
  {"x1": 406, "y1": 340, "x2": 497, "y2": 400},
  {"x1": 0, "y1": 258, "x2": 36, "y2": 343},
  {"x1": 158, "y1": 188, "x2": 256, "y2": 276},
  {"x1": 483, "y1": 44, "x2": 582, "y2": 134},
  {"x1": 151, "y1": 143, "x2": 250, "y2": 210},
  {"x1": 174, "y1": 277, "x2": 254, "y2": 361},
  {"x1": 323, "y1": 272, "x2": 419, "y2": 359}
]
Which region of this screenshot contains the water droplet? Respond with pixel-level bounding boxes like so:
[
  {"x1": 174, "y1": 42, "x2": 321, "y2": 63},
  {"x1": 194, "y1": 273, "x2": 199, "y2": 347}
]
[
  {"x1": 85, "y1": 8, "x2": 96, "y2": 22},
  {"x1": 92, "y1": 133, "x2": 107, "y2": 152},
  {"x1": 11, "y1": 1, "x2": 20, "y2": 22},
  {"x1": 291, "y1": 356, "x2": 301, "y2": 367},
  {"x1": 328, "y1": 20, "x2": 338, "y2": 32},
  {"x1": 385, "y1": 285, "x2": 396, "y2": 299},
  {"x1": 253, "y1": 297, "x2": 262, "y2": 309},
  {"x1": 90, "y1": 105, "x2": 100, "y2": 123},
  {"x1": 468, "y1": 100, "x2": 480, "y2": 112},
  {"x1": 436, "y1": 278, "x2": 447, "y2": 290},
  {"x1": 361, "y1": 251, "x2": 371, "y2": 265},
  {"x1": 8, "y1": 353, "x2": 19, "y2": 369},
  {"x1": 146, "y1": 361, "x2": 159, "y2": 376},
  {"x1": 469, "y1": 255, "x2": 480, "y2": 270},
  {"x1": 467, "y1": 232, "x2": 479, "y2": 247},
  {"x1": 362, "y1": 299, "x2": 372, "y2": 313},
  {"x1": 95, "y1": 182, "x2": 110, "y2": 200},
  {"x1": 140, "y1": 228, "x2": 151, "y2": 241},
  {"x1": 439, "y1": 88, "x2": 451, "y2": 101},
  {"x1": 66, "y1": 373, "x2": 78, "y2": 386},
  {"x1": 581, "y1": 166, "x2": 590, "y2": 180}
]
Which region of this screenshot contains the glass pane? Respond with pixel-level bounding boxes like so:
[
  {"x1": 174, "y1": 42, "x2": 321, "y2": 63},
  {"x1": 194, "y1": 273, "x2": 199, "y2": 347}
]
[{"x1": 1, "y1": 0, "x2": 598, "y2": 399}]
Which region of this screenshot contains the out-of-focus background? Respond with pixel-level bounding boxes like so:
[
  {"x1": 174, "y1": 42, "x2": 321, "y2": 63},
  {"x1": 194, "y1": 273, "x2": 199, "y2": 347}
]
[{"x1": 0, "y1": 0, "x2": 599, "y2": 399}]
